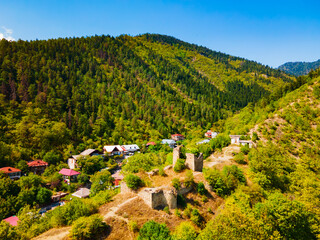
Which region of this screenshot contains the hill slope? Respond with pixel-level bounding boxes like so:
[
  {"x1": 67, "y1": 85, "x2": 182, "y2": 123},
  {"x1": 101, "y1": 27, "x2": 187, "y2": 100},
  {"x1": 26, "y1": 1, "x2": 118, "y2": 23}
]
[
  {"x1": 0, "y1": 34, "x2": 293, "y2": 164},
  {"x1": 278, "y1": 59, "x2": 320, "y2": 76}
]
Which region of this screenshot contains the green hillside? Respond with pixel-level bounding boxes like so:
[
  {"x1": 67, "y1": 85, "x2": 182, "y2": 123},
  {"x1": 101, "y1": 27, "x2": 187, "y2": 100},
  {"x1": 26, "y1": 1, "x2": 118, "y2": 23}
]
[
  {"x1": 278, "y1": 59, "x2": 320, "y2": 76},
  {"x1": 203, "y1": 68, "x2": 320, "y2": 239},
  {"x1": 0, "y1": 34, "x2": 293, "y2": 165}
]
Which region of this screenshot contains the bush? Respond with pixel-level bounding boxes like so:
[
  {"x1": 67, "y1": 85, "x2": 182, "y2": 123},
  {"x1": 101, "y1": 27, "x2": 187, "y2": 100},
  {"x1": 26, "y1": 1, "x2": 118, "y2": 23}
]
[
  {"x1": 69, "y1": 214, "x2": 107, "y2": 240},
  {"x1": 174, "y1": 221, "x2": 198, "y2": 240},
  {"x1": 172, "y1": 178, "x2": 180, "y2": 190},
  {"x1": 197, "y1": 182, "x2": 207, "y2": 195},
  {"x1": 159, "y1": 166, "x2": 166, "y2": 176},
  {"x1": 129, "y1": 220, "x2": 139, "y2": 232},
  {"x1": 174, "y1": 159, "x2": 185, "y2": 172},
  {"x1": 163, "y1": 206, "x2": 170, "y2": 214},
  {"x1": 184, "y1": 170, "x2": 194, "y2": 188},
  {"x1": 138, "y1": 220, "x2": 171, "y2": 240},
  {"x1": 175, "y1": 208, "x2": 182, "y2": 218},
  {"x1": 240, "y1": 145, "x2": 250, "y2": 155},
  {"x1": 190, "y1": 209, "x2": 203, "y2": 227},
  {"x1": 184, "y1": 204, "x2": 193, "y2": 218},
  {"x1": 234, "y1": 152, "x2": 246, "y2": 164},
  {"x1": 125, "y1": 174, "x2": 143, "y2": 190}
]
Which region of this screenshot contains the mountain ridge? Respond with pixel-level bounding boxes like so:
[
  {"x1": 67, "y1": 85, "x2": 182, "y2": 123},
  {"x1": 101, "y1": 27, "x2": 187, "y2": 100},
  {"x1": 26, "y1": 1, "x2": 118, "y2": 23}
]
[{"x1": 278, "y1": 59, "x2": 320, "y2": 76}]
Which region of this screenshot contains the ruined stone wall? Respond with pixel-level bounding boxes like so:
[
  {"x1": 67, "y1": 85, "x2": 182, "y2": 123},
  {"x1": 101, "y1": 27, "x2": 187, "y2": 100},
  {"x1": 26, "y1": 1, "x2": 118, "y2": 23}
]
[
  {"x1": 138, "y1": 187, "x2": 177, "y2": 209},
  {"x1": 185, "y1": 153, "x2": 203, "y2": 172},
  {"x1": 172, "y1": 146, "x2": 181, "y2": 167}
]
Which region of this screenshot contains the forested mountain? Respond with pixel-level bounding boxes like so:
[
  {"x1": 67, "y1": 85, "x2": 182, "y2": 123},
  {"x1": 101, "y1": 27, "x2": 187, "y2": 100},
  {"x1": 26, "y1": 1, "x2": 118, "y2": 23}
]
[
  {"x1": 278, "y1": 59, "x2": 320, "y2": 76},
  {"x1": 0, "y1": 34, "x2": 293, "y2": 165},
  {"x1": 202, "y1": 68, "x2": 320, "y2": 239}
]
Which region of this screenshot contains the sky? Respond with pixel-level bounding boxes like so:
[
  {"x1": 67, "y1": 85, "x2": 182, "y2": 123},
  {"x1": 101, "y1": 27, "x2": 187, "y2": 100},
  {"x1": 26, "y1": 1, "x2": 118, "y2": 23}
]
[{"x1": 0, "y1": 0, "x2": 320, "y2": 67}]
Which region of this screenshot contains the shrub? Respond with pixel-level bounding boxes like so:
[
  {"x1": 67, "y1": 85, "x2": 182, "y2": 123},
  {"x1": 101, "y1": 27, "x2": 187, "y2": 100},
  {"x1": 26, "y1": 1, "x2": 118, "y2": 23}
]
[
  {"x1": 163, "y1": 206, "x2": 170, "y2": 214},
  {"x1": 159, "y1": 166, "x2": 166, "y2": 176},
  {"x1": 201, "y1": 196, "x2": 208, "y2": 203},
  {"x1": 190, "y1": 209, "x2": 203, "y2": 227},
  {"x1": 125, "y1": 174, "x2": 143, "y2": 190},
  {"x1": 175, "y1": 208, "x2": 182, "y2": 218},
  {"x1": 69, "y1": 214, "x2": 107, "y2": 240},
  {"x1": 240, "y1": 145, "x2": 250, "y2": 155},
  {"x1": 174, "y1": 221, "x2": 198, "y2": 240},
  {"x1": 184, "y1": 170, "x2": 194, "y2": 188},
  {"x1": 197, "y1": 182, "x2": 207, "y2": 195},
  {"x1": 172, "y1": 178, "x2": 180, "y2": 190},
  {"x1": 184, "y1": 204, "x2": 193, "y2": 218},
  {"x1": 174, "y1": 159, "x2": 185, "y2": 172},
  {"x1": 234, "y1": 152, "x2": 246, "y2": 164},
  {"x1": 129, "y1": 220, "x2": 139, "y2": 232},
  {"x1": 138, "y1": 220, "x2": 171, "y2": 240}
]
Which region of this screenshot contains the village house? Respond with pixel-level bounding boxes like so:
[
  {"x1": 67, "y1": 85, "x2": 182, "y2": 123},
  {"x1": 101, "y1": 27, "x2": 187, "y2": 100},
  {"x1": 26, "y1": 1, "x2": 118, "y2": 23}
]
[
  {"x1": 205, "y1": 130, "x2": 218, "y2": 138},
  {"x1": 122, "y1": 144, "x2": 140, "y2": 155},
  {"x1": 161, "y1": 139, "x2": 176, "y2": 148},
  {"x1": 3, "y1": 216, "x2": 19, "y2": 226},
  {"x1": 72, "y1": 187, "x2": 90, "y2": 198},
  {"x1": 0, "y1": 167, "x2": 21, "y2": 180},
  {"x1": 112, "y1": 171, "x2": 124, "y2": 186},
  {"x1": 68, "y1": 148, "x2": 101, "y2": 169},
  {"x1": 239, "y1": 140, "x2": 254, "y2": 148},
  {"x1": 171, "y1": 134, "x2": 185, "y2": 141},
  {"x1": 103, "y1": 145, "x2": 125, "y2": 156},
  {"x1": 230, "y1": 135, "x2": 241, "y2": 144},
  {"x1": 197, "y1": 139, "x2": 211, "y2": 145},
  {"x1": 146, "y1": 142, "x2": 156, "y2": 148},
  {"x1": 27, "y1": 160, "x2": 48, "y2": 175},
  {"x1": 59, "y1": 168, "x2": 80, "y2": 183}
]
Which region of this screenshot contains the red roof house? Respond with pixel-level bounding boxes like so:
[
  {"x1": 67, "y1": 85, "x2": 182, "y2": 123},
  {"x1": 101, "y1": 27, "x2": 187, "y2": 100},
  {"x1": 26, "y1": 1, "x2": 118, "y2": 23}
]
[
  {"x1": 146, "y1": 142, "x2": 156, "y2": 146},
  {"x1": 59, "y1": 168, "x2": 80, "y2": 182},
  {"x1": 112, "y1": 171, "x2": 124, "y2": 186},
  {"x1": 171, "y1": 134, "x2": 185, "y2": 141},
  {"x1": 0, "y1": 167, "x2": 21, "y2": 180},
  {"x1": 27, "y1": 160, "x2": 48, "y2": 175},
  {"x1": 3, "y1": 216, "x2": 19, "y2": 226}
]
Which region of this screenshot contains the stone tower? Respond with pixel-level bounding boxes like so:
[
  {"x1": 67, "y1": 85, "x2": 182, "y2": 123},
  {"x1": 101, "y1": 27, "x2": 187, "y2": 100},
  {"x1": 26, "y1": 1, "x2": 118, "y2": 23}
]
[
  {"x1": 185, "y1": 153, "x2": 203, "y2": 172},
  {"x1": 172, "y1": 145, "x2": 182, "y2": 167}
]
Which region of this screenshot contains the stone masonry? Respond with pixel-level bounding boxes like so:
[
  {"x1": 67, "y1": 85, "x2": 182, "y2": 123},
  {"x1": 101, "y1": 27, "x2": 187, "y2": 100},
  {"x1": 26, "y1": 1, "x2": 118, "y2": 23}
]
[
  {"x1": 172, "y1": 145, "x2": 182, "y2": 167},
  {"x1": 138, "y1": 187, "x2": 177, "y2": 209},
  {"x1": 185, "y1": 153, "x2": 203, "y2": 172}
]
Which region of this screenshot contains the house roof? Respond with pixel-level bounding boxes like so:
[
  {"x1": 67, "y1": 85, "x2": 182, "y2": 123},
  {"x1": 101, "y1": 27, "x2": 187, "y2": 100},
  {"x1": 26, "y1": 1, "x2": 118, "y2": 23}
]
[
  {"x1": 79, "y1": 149, "x2": 98, "y2": 156},
  {"x1": 239, "y1": 140, "x2": 253, "y2": 143},
  {"x1": 229, "y1": 135, "x2": 242, "y2": 138},
  {"x1": 72, "y1": 188, "x2": 90, "y2": 198},
  {"x1": 122, "y1": 144, "x2": 140, "y2": 151},
  {"x1": 146, "y1": 142, "x2": 156, "y2": 146},
  {"x1": 59, "y1": 168, "x2": 80, "y2": 176},
  {"x1": 171, "y1": 134, "x2": 184, "y2": 137},
  {"x1": 103, "y1": 145, "x2": 124, "y2": 153},
  {"x1": 0, "y1": 167, "x2": 21, "y2": 174},
  {"x1": 112, "y1": 171, "x2": 124, "y2": 180},
  {"x1": 161, "y1": 139, "x2": 176, "y2": 144},
  {"x1": 3, "y1": 216, "x2": 19, "y2": 226},
  {"x1": 27, "y1": 160, "x2": 48, "y2": 167},
  {"x1": 197, "y1": 139, "x2": 211, "y2": 145}
]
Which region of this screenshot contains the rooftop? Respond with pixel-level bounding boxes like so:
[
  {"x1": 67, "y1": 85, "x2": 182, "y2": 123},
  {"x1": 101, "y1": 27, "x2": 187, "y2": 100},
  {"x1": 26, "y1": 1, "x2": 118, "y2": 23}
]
[
  {"x1": 59, "y1": 168, "x2": 80, "y2": 176},
  {"x1": 0, "y1": 167, "x2": 21, "y2": 174},
  {"x1": 27, "y1": 160, "x2": 48, "y2": 167},
  {"x1": 79, "y1": 148, "x2": 98, "y2": 156},
  {"x1": 3, "y1": 216, "x2": 19, "y2": 226},
  {"x1": 72, "y1": 188, "x2": 90, "y2": 198}
]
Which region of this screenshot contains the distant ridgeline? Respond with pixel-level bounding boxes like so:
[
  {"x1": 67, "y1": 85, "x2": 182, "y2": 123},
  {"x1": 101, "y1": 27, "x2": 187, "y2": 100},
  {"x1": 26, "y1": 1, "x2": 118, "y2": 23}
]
[
  {"x1": 278, "y1": 59, "x2": 320, "y2": 76},
  {"x1": 0, "y1": 34, "x2": 294, "y2": 159}
]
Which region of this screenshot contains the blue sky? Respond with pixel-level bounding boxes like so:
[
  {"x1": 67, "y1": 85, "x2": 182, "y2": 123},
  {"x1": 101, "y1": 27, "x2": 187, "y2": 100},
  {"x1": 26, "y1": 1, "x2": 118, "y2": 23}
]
[{"x1": 0, "y1": 0, "x2": 319, "y2": 67}]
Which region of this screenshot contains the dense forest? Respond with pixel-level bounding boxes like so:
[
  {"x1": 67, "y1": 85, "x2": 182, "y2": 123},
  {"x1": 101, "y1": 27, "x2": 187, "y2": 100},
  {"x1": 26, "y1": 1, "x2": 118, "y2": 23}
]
[
  {"x1": 278, "y1": 58, "x2": 320, "y2": 76},
  {"x1": 0, "y1": 34, "x2": 293, "y2": 165}
]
